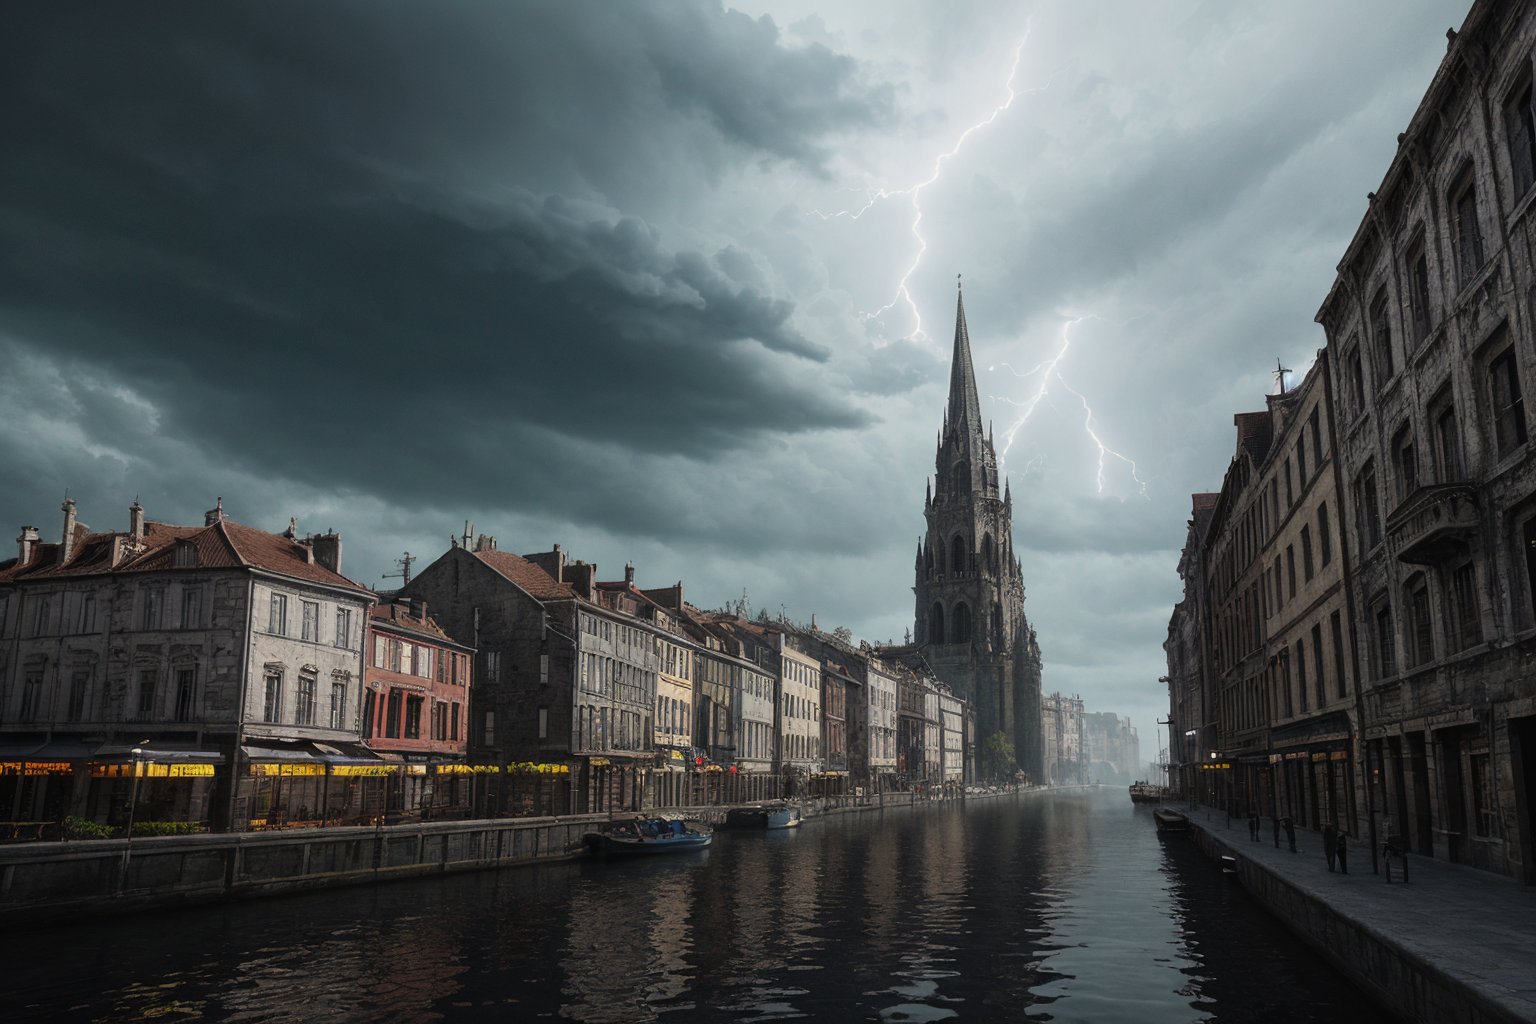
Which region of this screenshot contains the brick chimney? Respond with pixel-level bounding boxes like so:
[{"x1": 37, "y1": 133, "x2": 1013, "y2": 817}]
[
  {"x1": 60, "y1": 497, "x2": 79, "y2": 563},
  {"x1": 624, "y1": 561, "x2": 635, "y2": 586},
  {"x1": 310, "y1": 531, "x2": 342, "y2": 574},
  {"x1": 16, "y1": 525, "x2": 39, "y2": 565},
  {"x1": 409, "y1": 596, "x2": 426, "y2": 621},
  {"x1": 128, "y1": 500, "x2": 145, "y2": 543},
  {"x1": 567, "y1": 560, "x2": 597, "y2": 602},
  {"x1": 205, "y1": 496, "x2": 226, "y2": 526}
]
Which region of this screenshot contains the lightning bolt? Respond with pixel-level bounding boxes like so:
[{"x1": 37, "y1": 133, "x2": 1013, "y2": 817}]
[
  {"x1": 810, "y1": 22, "x2": 1148, "y2": 500},
  {"x1": 809, "y1": 26, "x2": 1036, "y2": 340},
  {"x1": 991, "y1": 315, "x2": 1149, "y2": 500}
]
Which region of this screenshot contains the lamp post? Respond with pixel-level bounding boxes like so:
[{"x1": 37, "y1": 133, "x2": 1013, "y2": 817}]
[{"x1": 118, "y1": 743, "x2": 146, "y2": 894}]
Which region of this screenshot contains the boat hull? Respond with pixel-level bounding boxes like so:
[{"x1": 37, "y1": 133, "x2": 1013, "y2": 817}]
[
  {"x1": 1153, "y1": 809, "x2": 1191, "y2": 834},
  {"x1": 583, "y1": 818, "x2": 713, "y2": 855}
]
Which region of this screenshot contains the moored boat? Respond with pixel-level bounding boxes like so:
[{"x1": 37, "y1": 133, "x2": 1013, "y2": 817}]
[
  {"x1": 1153, "y1": 808, "x2": 1191, "y2": 833},
  {"x1": 721, "y1": 801, "x2": 803, "y2": 830},
  {"x1": 1128, "y1": 781, "x2": 1167, "y2": 804},
  {"x1": 583, "y1": 817, "x2": 713, "y2": 855}
]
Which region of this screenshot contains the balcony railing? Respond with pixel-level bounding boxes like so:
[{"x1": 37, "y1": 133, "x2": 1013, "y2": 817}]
[{"x1": 1385, "y1": 482, "x2": 1480, "y2": 566}]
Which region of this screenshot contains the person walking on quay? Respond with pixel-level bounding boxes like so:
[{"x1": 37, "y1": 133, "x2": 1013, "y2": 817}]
[
  {"x1": 1335, "y1": 831, "x2": 1348, "y2": 874},
  {"x1": 1272, "y1": 815, "x2": 1281, "y2": 849},
  {"x1": 1284, "y1": 817, "x2": 1297, "y2": 853},
  {"x1": 1323, "y1": 822, "x2": 1338, "y2": 872},
  {"x1": 1249, "y1": 810, "x2": 1260, "y2": 842}
]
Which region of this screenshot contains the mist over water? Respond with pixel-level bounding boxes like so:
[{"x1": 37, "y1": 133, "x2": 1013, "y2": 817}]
[{"x1": 13, "y1": 789, "x2": 1394, "y2": 1023}]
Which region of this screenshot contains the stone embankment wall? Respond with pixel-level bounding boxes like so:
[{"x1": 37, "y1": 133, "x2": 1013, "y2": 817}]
[
  {"x1": 1188, "y1": 824, "x2": 1523, "y2": 1024},
  {"x1": 0, "y1": 785, "x2": 1056, "y2": 926},
  {"x1": 0, "y1": 815, "x2": 603, "y2": 925}
]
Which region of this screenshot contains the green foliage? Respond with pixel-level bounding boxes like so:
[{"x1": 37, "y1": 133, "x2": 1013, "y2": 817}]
[
  {"x1": 61, "y1": 815, "x2": 115, "y2": 840},
  {"x1": 982, "y1": 731, "x2": 1019, "y2": 781}
]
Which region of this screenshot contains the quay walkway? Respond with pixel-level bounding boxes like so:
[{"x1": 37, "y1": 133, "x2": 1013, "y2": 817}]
[{"x1": 1183, "y1": 806, "x2": 1536, "y2": 1024}]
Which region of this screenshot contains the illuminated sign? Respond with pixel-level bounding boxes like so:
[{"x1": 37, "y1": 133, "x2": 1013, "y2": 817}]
[
  {"x1": 0, "y1": 761, "x2": 75, "y2": 776},
  {"x1": 332, "y1": 765, "x2": 396, "y2": 777},
  {"x1": 1199, "y1": 762, "x2": 1232, "y2": 771},
  {"x1": 92, "y1": 763, "x2": 216, "y2": 779},
  {"x1": 248, "y1": 763, "x2": 325, "y2": 777}
]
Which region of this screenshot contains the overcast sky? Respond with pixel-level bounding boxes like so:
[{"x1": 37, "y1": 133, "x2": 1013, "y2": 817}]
[{"x1": 2, "y1": 1, "x2": 1469, "y2": 759}]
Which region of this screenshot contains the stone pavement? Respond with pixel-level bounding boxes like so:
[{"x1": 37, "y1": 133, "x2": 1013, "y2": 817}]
[{"x1": 1185, "y1": 805, "x2": 1536, "y2": 1023}]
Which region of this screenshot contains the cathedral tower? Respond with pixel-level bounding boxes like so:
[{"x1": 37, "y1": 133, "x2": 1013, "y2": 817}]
[{"x1": 913, "y1": 286, "x2": 1042, "y2": 780}]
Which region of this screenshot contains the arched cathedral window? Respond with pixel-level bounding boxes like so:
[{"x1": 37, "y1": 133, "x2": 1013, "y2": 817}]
[
  {"x1": 952, "y1": 602, "x2": 972, "y2": 644},
  {"x1": 929, "y1": 603, "x2": 946, "y2": 644},
  {"x1": 951, "y1": 534, "x2": 968, "y2": 574},
  {"x1": 982, "y1": 533, "x2": 996, "y2": 574}
]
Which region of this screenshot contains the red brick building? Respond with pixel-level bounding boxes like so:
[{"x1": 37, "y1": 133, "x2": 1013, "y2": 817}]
[{"x1": 363, "y1": 597, "x2": 474, "y2": 818}]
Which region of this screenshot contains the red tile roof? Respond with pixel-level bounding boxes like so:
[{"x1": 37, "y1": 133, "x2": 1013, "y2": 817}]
[
  {"x1": 0, "y1": 517, "x2": 369, "y2": 593},
  {"x1": 472, "y1": 548, "x2": 574, "y2": 601}
]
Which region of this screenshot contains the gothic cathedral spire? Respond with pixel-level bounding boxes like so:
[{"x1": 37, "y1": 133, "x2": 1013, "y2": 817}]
[
  {"x1": 947, "y1": 284, "x2": 983, "y2": 442},
  {"x1": 911, "y1": 282, "x2": 1043, "y2": 783}
]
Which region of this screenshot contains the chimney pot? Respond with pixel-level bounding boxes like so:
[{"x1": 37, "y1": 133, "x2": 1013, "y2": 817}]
[
  {"x1": 60, "y1": 497, "x2": 79, "y2": 563},
  {"x1": 128, "y1": 501, "x2": 145, "y2": 543},
  {"x1": 16, "y1": 525, "x2": 40, "y2": 565},
  {"x1": 624, "y1": 562, "x2": 635, "y2": 585}
]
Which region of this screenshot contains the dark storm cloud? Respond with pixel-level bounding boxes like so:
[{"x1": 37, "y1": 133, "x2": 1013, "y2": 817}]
[{"x1": 0, "y1": 1, "x2": 893, "y2": 533}]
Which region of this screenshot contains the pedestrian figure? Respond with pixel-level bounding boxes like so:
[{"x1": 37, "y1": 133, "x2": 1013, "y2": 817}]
[
  {"x1": 1335, "y1": 832, "x2": 1348, "y2": 874},
  {"x1": 1323, "y1": 823, "x2": 1337, "y2": 871},
  {"x1": 1272, "y1": 815, "x2": 1281, "y2": 849},
  {"x1": 1284, "y1": 817, "x2": 1296, "y2": 853},
  {"x1": 1249, "y1": 811, "x2": 1260, "y2": 842}
]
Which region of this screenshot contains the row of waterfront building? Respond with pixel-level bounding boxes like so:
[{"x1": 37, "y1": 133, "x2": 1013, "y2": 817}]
[
  {"x1": 1165, "y1": 0, "x2": 1536, "y2": 884},
  {"x1": 0, "y1": 497, "x2": 1051, "y2": 832}
]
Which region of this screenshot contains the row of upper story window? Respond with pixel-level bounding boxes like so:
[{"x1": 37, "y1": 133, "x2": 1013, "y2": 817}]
[
  {"x1": 369, "y1": 634, "x2": 470, "y2": 686},
  {"x1": 1, "y1": 583, "x2": 362, "y2": 651},
  {"x1": 578, "y1": 651, "x2": 657, "y2": 708},
  {"x1": 257, "y1": 669, "x2": 352, "y2": 731},
  {"x1": 1210, "y1": 404, "x2": 1330, "y2": 598},
  {"x1": 1211, "y1": 502, "x2": 1334, "y2": 674},
  {"x1": 1338, "y1": 68, "x2": 1536, "y2": 393},
  {"x1": 1364, "y1": 559, "x2": 1485, "y2": 684},
  {"x1": 1352, "y1": 344, "x2": 1525, "y2": 545},
  {"x1": 261, "y1": 589, "x2": 360, "y2": 649},
  {"x1": 781, "y1": 656, "x2": 819, "y2": 692},
  {"x1": 363, "y1": 687, "x2": 461, "y2": 744},
  {"x1": 921, "y1": 531, "x2": 1002, "y2": 577},
  {"x1": 783, "y1": 689, "x2": 819, "y2": 724},
  {"x1": 1217, "y1": 611, "x2": 1351, "y2": 739},
  {"x1": 10, "y1": 659, "x2": 207, "y2": 726}
]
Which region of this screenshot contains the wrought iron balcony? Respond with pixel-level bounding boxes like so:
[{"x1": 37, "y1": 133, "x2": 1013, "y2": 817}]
[{"x1": 1385, "y1": 482, "x2": 1481, "y2": 566}]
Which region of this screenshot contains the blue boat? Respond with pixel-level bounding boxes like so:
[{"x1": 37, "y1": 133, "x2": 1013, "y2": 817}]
[{"x1": 583, "y1": 817, "x2": 713, "y2": 856}]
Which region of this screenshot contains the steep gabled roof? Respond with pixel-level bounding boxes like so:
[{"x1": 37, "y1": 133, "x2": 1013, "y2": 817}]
[
  {"x1": 472, "y1": 548, "x2": 574, "y2": 601},
  {"x1": 0, "y1": 517, "x2": 369, "y2": 593}
]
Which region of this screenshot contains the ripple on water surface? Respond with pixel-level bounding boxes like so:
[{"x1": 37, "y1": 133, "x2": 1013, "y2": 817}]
[{"x1": 13, "y1": 790, "x2": 1397, "y2": 1023}]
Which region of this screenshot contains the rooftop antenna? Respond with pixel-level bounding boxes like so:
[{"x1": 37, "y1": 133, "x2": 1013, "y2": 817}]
[
  {"x1": 382, "y1": 552, "x2": 416, "y2": 587},
  {"x1": 1273, "y1": 358, "x2": 1291, "y2": 395}
]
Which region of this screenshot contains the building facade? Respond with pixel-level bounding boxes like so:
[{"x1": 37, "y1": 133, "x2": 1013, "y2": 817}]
[
  {"x1": 0, "y1": 499, "x2": 374, "y2": 832},
  {"x1": 1315, "y1": 0, "x2": 1536, "y2": 881}
]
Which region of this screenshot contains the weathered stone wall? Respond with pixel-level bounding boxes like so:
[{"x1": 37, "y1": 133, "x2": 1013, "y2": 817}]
[{"x1": 0, "y1": 815, "x2": 602, "y2": 924}]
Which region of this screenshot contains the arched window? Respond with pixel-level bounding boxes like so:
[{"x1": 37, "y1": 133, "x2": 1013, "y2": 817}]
[
  {"x1": 982, "y1": 533, "x2": 996, "y2": 574},
  {"x1": 953, "y1": 460, "x2": 970, "y2": 493},
  {"x1": 924, "y1": 546, "x2": 934, "y2": 577},
  {"x1": 952, "y1": 535, "x2": 968, "y2": 574},
  {"x1": 952, "y1": 603, "x2": 972, "y2": 644},
  {"x1": 930, "y1": 603, "x2": 946, "y2": 644},
  {"x1": 992, "y1": 604, "x2": 1003, "y2": 639}
]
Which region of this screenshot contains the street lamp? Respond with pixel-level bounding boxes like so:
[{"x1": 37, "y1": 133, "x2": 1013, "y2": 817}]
[{"x1": 118, "y1": 742, "x2": 147, "y2": 895}]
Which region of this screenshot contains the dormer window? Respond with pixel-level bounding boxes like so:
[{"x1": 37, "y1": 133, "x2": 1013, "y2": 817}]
[{"x1": 174, "y1": 540, "x2": 198, "y2": 568}]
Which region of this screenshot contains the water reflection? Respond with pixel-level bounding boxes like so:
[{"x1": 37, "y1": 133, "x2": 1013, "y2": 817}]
[{"x1": 14, "y1": 790, "x2": 1395, "y2": 1024}]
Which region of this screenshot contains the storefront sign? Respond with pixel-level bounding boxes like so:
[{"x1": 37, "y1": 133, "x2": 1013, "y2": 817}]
[
  {"x1": 434, "y1": 764, "x2": 501, "y2": 775},
  {"x1": 1199, "y1": 761, "x2": 1232, "y2": 771},
  {"x1": 510, "y1": 761, "x2": 570, "y2": 775},
  {"x1": 248, "y1": 763, "x2": 324, "y2": 777},
  {"x1": 92, "y1": 763, "x2": 215, "y2": 779},
  {"x1": 332, "y1": 765, "x2": 396, "y2": 777},
  {"x1": 0, "y1": 761, "x2": 75, "y2": 776}
]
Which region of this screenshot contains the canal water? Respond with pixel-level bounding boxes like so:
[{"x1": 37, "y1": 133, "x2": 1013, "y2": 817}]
[{"x1": 12, "y1": 788, "x2": 1395, "y2": 1023}]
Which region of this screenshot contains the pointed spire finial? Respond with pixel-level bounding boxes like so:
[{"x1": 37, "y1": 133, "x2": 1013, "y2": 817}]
[{"x1": 946, "y1": 278, "x2": 983, "y2": 439}]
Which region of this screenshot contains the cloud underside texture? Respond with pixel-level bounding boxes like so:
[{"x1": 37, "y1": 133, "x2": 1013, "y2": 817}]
[{"x1": 0, "y1": 2, "x2": 891, "y2": 531}]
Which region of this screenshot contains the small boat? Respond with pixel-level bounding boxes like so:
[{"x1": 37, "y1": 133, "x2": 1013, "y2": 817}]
[
  {"x1": 1153, "y1": 808, "x2": 1191, "y2": 834},
  {"x1": 721, "y1": 802, "x2": 803, "y2": 831},
  {"x1": 1129, "y1": 781, "x2": 1167, "y2": 804},
  {"x1": 583, "y1": 817, "x2": 713, "y2": 856}
]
